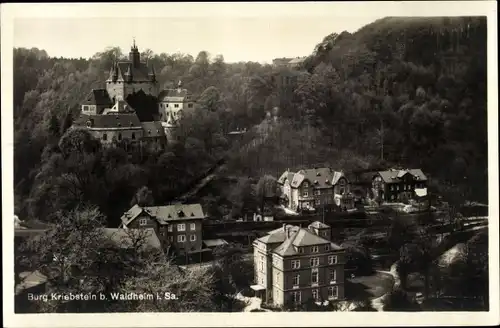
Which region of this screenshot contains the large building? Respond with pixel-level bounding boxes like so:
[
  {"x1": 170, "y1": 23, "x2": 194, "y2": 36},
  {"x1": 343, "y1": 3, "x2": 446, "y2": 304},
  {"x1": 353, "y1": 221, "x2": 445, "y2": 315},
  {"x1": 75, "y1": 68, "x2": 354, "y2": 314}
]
[
  {"x1": 371, "y1": 168, "x2": 428, "y2": 203},
  {"x1": 252, "y1": 221, "x2": 345, "y2": 307},
  {"x1": 120, "y1": 203, "x2": 211, "y2": 260},
  {"x1": 278, "y1": 167, "x2": 355, "y2": 212},
  {"x1": 73, "y1": 40, "x2": 196, "y2": 145}
]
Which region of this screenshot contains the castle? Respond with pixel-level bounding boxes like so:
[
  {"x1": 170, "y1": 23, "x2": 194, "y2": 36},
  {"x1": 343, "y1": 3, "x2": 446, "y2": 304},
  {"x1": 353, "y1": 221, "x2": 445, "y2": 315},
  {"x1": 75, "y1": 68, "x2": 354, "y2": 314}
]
[{"x1": 72, "y1": 40, "x2": 196, "y2": 145}]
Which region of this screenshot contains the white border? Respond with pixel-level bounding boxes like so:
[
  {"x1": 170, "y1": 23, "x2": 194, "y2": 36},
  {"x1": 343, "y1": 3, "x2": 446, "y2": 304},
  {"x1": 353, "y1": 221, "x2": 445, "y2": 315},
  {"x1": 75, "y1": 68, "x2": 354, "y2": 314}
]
[{"x1": 2, "y1": 2, "x2": 499, "y2": 327}]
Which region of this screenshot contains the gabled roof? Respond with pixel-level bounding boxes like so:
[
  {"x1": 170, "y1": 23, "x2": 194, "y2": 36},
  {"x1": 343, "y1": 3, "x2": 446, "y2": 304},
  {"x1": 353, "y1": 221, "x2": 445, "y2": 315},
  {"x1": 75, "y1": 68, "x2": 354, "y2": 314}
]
[
  {"x1": 102, "y1": 99, "x2": 135, "y2": 114},
  {"x1": 101, "y1": 228, "x2": 162, "y2": 251},
  {"x1": 287, "y1": 167, "x2": 346, "y2": 189},
  {"x1": 158, "y1": 88, "x2": 191, "y2": 102},
  {"x1": 376, "y1": 169, "x2": 428, "y2": 184},
  {"x1": 74, "y1": 113, "x2": 142, "y2": 129},
  {"x1": 121, "y1": 204, "x2": 206, "y2": 226},
  {"x1": 82, "y1": 89, "x2": 113, "y2": 108},
  {"x1": 108, "y1": 61, "x2": 152, "y2": 82},
  {"x1": 141, "y1": 121, "x2": 165, "y2": 138},
  {"x1": 277, "y1": 170, "x2": 295, "y2": 185}
]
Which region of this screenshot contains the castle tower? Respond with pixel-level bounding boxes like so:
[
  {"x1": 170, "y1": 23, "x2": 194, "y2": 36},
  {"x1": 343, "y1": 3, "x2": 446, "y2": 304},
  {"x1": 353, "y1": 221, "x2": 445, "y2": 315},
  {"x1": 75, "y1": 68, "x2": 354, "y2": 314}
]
[{"x1": 129, "y1": 38, "x2": 141, "y2": 68}]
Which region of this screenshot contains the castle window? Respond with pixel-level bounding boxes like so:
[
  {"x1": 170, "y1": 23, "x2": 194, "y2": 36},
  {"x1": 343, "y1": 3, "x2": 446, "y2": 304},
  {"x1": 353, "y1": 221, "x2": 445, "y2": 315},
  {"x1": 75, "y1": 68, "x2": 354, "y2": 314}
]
[
  {"x1": 103, "y1": 133, "x2": 108, "y2": 141},
  {"x1": 118, "y1": 133, "x2": 122, "y2": 140},
  {"x1": 188, "y1": 103, "x2": 193, "y2": 108},
  {"x1": 131, "y1": 133, "x2": 136, "y2": 140},
  {"x1": 165, "y1": 104, "x2": 169, "y2": 107},
  {"x1": 174, "y1": 104, "x2": 179, "y2": 108}
]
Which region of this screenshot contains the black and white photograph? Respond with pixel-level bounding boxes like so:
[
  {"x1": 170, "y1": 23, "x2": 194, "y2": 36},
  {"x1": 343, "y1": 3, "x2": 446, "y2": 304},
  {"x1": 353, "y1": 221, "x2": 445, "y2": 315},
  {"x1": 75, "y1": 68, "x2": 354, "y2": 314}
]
[{"x1": 2, "y1": 2, "x2": 498, "y2": 327}]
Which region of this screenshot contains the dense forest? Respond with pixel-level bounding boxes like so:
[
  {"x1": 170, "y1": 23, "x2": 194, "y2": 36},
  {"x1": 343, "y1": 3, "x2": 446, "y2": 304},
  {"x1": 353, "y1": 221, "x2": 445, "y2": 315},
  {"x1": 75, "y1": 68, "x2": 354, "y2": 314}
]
[{"x1": 13, "y1": 16, "x2": 488, "y2": 226}]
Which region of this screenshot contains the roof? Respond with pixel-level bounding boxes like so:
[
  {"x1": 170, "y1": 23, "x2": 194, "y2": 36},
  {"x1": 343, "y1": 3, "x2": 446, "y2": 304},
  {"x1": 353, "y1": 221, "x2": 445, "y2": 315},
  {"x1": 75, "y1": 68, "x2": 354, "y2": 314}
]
[
  {"x1": 108, "y1": 60, "x2": 153, "y2": 82},
  {"x1": 121, "y1": 203, "x2": 206, "y2": 226},
  {"x1": 101, "y1": 228, "x2": 162, "y2": 251},
  {"x1": 15, "y1": 270, "x2": 48, "y2": 295},
  {"x1": 158, "y1": 88, "x2": 191, "y2": 102},
  {"x1": 277, "y1": 170, "x2": 295, "y2": 185},
  {"x1": 308, "y1": 221, "x2": 330, "y2": 229},
  {"x1": 203, "y1": 239, "x2": 229, "y2": 248},
  {"x1": 285, "y1": 167, "x2": 346, "y2": 189},
  {"x1": 273, "y1": 228, "x2": 342, "y2": 257},
  {"x1": 73, "y1": 113, "x2": 142, "y2": 129},
  {"x1": 82, "y1": 89, "x2": 113, "y2": 108},
  {"x1": 288, "y1": 57, "x2": 307, "y2": 64},
  {"x1": 376, "y1": 169, "x2": 428, "y2": 184},
  {"x1": 102, "y1": 99, "x2": 135, "y2": 114},
  {"x1": 256, "y1": 224, "x2": 299, "y2": 244},
  {"x1": 141, "y1": 121, "x2": 165, "y2": 138}
]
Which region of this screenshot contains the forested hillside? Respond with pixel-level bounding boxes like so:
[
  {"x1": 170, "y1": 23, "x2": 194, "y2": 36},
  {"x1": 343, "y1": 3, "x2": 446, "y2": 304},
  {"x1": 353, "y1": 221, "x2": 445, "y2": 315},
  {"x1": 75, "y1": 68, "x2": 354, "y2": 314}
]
[
  {"x1": 229, "y1": 16, "x2": 488, "y2": 205},
  {"x1": 13, "y1": 16, "x2": 488, "y2": 225}
]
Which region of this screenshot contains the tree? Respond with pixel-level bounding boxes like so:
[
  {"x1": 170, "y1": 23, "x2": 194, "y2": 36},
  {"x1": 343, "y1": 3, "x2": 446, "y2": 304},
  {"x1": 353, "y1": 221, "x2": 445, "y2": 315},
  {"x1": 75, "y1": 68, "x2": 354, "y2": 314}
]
[
  {"x1": 130, "y1": 186, "x2": 155, "y2": 207},
  {"x1": 60, "y1": 108, "x2": 73, "y2": 135},
  {"x1": 197, "y1": 86, "x2": 223, "y2": 112},
  {"x1": 58, "y1": 128, "x2": 101, "y2": 157},
  {"x1": 48, "y1": 111, "x2": 61, "y2": 140},
  {"x1": 255, "y1": 175, "x2": 278, "y2": 213}
]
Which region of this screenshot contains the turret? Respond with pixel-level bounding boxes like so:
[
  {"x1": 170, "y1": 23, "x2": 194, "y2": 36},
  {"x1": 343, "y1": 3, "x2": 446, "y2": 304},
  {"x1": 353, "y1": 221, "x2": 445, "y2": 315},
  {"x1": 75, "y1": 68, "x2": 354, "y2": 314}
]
[
  {"x1": 177, "y1": 80, "x2": 183, "y2": 92},
  {"x1": 111, "y1": 62, "x2": 118, "y2": 82},
  {"x1": 129, "y1": 38, "x2": 141, "y2": 68},
  {"x1": 124, "y1": 63, "x2": 133, "y2": 82},
  {"x1": 148, "y1": 65, "x2": 156, "y2": 82}
]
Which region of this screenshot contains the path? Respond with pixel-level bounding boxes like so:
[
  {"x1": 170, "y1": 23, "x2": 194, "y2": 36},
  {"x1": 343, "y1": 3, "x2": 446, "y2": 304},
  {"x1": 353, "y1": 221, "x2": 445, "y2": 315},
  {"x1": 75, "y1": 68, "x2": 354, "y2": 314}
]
[{"x1": 234, "y1": 292, "x2": 271, "y2": 312}]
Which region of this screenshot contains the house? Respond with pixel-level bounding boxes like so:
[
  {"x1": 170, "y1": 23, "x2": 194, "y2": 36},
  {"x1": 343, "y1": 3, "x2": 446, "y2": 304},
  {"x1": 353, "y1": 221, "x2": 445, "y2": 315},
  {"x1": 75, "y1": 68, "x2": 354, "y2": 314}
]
[
  {"x1": 252, "y1": 221, "x2": 345, "y2": 307},
  {"x1": 120, "y1": 203, "x2": 211, "y2": 260},
  {"x1": 73, "y1": 40, "x2": 196, "y2": 146},
  {"x1": 100, "y1": 228, "x2": 163, "y2": 253},
  {"x1": 277, "y1": 167, "x2": 355, "y2": 212},
  {"x1": 371, "y1": 168, "x2": 428, "y2": 203},
  {"x1": 272, "y1": 57, "x2": 293, "y2": 68},
  {"x1": 287, "y1": 56, "x2": 307, "y2": 69}
]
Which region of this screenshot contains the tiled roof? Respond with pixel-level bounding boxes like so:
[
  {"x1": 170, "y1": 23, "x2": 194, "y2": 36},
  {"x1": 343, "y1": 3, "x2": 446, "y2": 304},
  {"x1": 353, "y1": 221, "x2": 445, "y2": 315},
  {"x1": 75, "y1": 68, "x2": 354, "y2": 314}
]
[
  {"x1": 377, "y1": 169, "x2": 428, "y2": 184},
  {"x1": 158, "y1": 88, "x2": 191, "y2": 101},
  {"x1": 74, "y1": 113, "x2": 142, "y2": 129},
  {"x1": 285, "y1": 167, "x2": 346, "y2": 189},
  {"x1": 82, "y1": 89, "x2": 113, "y2": 107},
  {"x1": 121, "y1": 204, "x2": 206, "y2": 226},
  {"x1": 101, "y1": 228, "x2": 162, "y2": 251},
  {"x1": 273, "y1": 227, "x2": 343, "y2": 257},
  {"x1": 277, "y1": 170, "x2": 294, "y2": 185},
  {"x1": 141, "y1": 121, "x2": 165, "y2": 138},
  {"x1": 144, "y1": 204, "x2": 206, "y2": 224},
  {"x1": 109, "y1": 61, "x2": 151, "y2": 82},
  {"x1": 257, "y1": 225, "x2": 299, "y2": 244}
]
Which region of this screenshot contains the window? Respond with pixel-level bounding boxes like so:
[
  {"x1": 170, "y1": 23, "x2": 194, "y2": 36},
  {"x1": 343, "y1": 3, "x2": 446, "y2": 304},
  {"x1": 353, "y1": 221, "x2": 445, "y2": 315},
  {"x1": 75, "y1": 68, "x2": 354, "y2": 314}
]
[
  {"x1": 323, "y1": 231, "x2": 329, "y2": 238},
  {"x1": 298, "y1": 247, "x2": 304, "y2": 254},
  {"x1": 310, "y1": 257, "x2": 319, "y2": 267},
  {"x1": 312, "y1": 289, "x2": 319, "y2": 301},
  {"x1": 174, "y1": 104, "x2": 179, "y2": 108},
  {"x1": 303, "y1": 182, "x2": 309, "y2": 188},
  {"x1": 131, "y1": 133, "x2": 135, "y2": 140},
  {"x1": 391, "y1": 185, "x2": 394, "y2": 191},
  {"x1": 396, "y1": 185, "x2": 400, "y2": 191},
  {"x1": 291, "y1": 260, "x2": 300, "y2": 269},
  {"x1": 178, "y1": 235, "x2": 186, "y2": 242},
  {"x1": 259, "y1": 257, "x2": 265, "y2": 272},
  {"x1": 118, "y1": 133, "x2": 122, "y2": 140},
  {"x1": 190, "y1": 223, "x2": 196, "y2": 231},
  {"x1": 315, "y1": 199, "x2": 320, "y2": 205},
  {"x1": 328, "y1": 286, "x2": 338, "y2": 299},
  {"x1": 103, "y1": 133, "x2": 108, "y2": 141},
  {"x1": 168, "y1": 225, "x2": 173, "y2": 232},
  {"x1": 293, "y1": 274, "x2": 300, "y2": 287},
  {"x1": 292, "y1": 291, "x2": 301, "y2": 304},
  {"x1": 190, "y1": 234, "x2": 196, "y2": 241},
  {"x1": 159, "y1": 231, "x2": 165, "y2": 237},
  {"x1": 328, "y1": 255, "x2": 338, "y2": 265},
  {"x1": 139, "y1": 218, "x2": 147, "y2": 226},
  {"x1": 303, "y1": 190, "x2": 309, "y2": 197},
  {"x1": 314, "y1": 190, "x2": 320, "y2": 196},
  {"x1": 188, "y1": 103, "x2": 193, "y2": 108},
  {"x1": 312, "y1": 246, "x2": 319, "y2": 253},
  {"x1": 339, "y1": 187, "x2": 345, "y2": 195},
  {"x1": 391, "y1": 195, "x2": 395, "y2": 200},
  {"x1": 168, "y1": 236, "x2": 173, "y2": 242},
  {"x1": 325, "y1": 244, "x2": 330, "y2": 251},
  {"x1": 311, "y1": 270, "x2": 319, "y2": 285},
  {"x1": 329, "y1": 269, "x2": 337, "y2": 282},
  {"x1": 177, "y1": 223, "x2": 186, "y2": 231}
]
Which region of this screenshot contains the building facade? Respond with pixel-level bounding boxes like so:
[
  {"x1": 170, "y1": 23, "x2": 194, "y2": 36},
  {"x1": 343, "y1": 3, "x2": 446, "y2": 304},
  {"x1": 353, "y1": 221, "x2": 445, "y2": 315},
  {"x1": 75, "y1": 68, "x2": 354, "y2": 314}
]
[
  {"x1": 372, "y1": 168, "x2": 428, "y2": 203},
  {"x1": 73, "y1": 40, "x2": 196, "y2": 145},
  {"x1": 252, "y1": 221, "x2": 345, "y2": 307},
  {"x1": 278, "y1": 167, "x2": 355, "y2": 212},
  {"x1": 120, "y1": 203, "x2": 209, "y2": 258}
]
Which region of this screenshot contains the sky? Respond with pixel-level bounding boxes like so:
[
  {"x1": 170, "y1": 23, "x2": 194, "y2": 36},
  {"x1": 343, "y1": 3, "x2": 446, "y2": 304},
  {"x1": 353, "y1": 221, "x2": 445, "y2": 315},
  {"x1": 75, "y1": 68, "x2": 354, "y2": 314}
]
[{"x1": 11, "y1": 3, "x2": 385, "y2": 64}]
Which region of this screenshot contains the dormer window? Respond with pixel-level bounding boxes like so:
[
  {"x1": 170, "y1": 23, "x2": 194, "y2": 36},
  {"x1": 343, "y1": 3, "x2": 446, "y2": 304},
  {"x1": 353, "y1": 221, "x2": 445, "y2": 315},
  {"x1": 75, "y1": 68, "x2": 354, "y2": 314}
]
[
  {"x1": 86, "y1": 120, "x2": 92, "y2": 128},
  {"x1": 177, "y1": 210, "x2": 185, "y2": 217}
]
